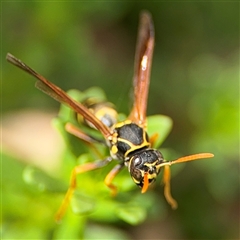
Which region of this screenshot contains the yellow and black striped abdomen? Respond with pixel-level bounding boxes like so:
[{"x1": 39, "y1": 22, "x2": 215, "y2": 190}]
[{"x1": 78, "y1": 97, "x2": 118, "y2": 128}]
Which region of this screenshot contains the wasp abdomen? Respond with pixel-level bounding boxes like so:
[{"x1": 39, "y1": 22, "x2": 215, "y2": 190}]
[{"x1": 78, "y1": 97, "x2": 118, "y2": 129}]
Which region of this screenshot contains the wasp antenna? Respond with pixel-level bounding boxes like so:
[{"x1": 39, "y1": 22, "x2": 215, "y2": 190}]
[
  {"x1": 158, "y1": 153, "x2": 214, "y2": 168},
  {"x1": 171, "y1": 153, "x2": 214, "y2": 165}
]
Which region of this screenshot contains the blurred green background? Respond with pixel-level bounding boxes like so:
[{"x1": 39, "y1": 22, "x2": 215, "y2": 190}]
[{"x1": 2, "y1": 2, "x2": 239, "y2": 240}]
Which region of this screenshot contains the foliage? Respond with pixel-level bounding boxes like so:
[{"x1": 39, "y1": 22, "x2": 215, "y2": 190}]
[
  {"x1": 2, "y1": 87, "x2": 173, "y2": 239},
  {"x1": 2, "y1": 2, "x2": 239, "y2": 240}
]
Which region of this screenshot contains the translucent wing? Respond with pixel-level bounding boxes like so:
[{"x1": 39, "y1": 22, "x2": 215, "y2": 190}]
[
  {"x1": 128, "y1": 11, "x2": 155, "y2": 128},
  {"x1": 6, "y1": 53, "x2": 112, "y2": 139}
]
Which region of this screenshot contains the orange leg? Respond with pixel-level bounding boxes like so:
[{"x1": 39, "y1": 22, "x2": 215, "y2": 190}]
[
  {"x1": 65, "y1": 123, "x2": 105, "y2": 158},
  {"x1": 55, "y1": 157, "x2": 112, "y2": 222},
  {"x1": 158, "y1": 153, "x2": 214, "y2": 209},
  {"x1": 104, "y1": 164, "x2": 124, "y2": 197},
  {"x1": 162, "y1": 165, "x2": 178, "y2": 209},
  {"x1": 149, "y1": 133, "x2": 159, "y2": 146}
]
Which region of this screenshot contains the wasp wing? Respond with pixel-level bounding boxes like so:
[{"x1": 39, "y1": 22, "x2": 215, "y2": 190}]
[
  {"x1": 6, "y1": 53, "x2": 112, "y2": 139},
  {"x1": 128, "y1": 11, "x2": 155, "y2": 128}
]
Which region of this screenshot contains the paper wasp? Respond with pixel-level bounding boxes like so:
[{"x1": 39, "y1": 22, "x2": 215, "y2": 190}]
[{"x1": 6, "y1": 11, "x2": 213, "y2": 222}]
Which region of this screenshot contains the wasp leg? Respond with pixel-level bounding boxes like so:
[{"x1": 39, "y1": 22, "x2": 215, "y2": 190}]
[
  {"x1": 104, "y1": 164, "x2": 124, "y2": 197},
  {"x1": 65, "y1": 123, "x2": 105, "y2": 158},
  {"x1": 65, "y1": 122, "x2": 105, "y2": 144},
  {"x1": 163, "y1": 165, "x2": 178, "y2": 209},
  {"x1": 55, "y1": 157, "x2": 112, "y2": 222},
  {"x1": 149, "y1": 133, "x2": 159, "y2": 146}
]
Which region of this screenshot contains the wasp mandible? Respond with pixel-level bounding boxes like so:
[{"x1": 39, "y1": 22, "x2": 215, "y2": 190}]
[{"x1": 6, "y1": 11, "x2": 214, "y2": 222}]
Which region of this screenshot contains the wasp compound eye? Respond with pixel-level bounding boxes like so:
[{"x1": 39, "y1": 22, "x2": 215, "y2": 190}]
[{"x1": 132, "y1": 156, "x2": 142, "y2": 167}]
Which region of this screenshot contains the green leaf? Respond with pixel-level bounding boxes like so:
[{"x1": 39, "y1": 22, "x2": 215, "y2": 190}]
[
  {"x1": 116, "y1": 205, "x2": 146, "y2": 225},
  {"x1": 57, "y1": 87, "x2": 108, "y2": 124},
  {"x1": 71, "y1": 192, "x2": 96, "y2": 214},
  {"x1": 23, "y1": 166, "x2": 66, "y2": 193},
  {"x1": 84, "y1": 223, "x2": 131, "y2": 240},
  {"x1": 147, "y1": 115, "x2": 173, "y2": 148}
]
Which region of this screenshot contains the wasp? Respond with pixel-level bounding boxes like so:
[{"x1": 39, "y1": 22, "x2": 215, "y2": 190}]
[{"x1": 6, "y1": 11, "x2": 214, "y2": 222}]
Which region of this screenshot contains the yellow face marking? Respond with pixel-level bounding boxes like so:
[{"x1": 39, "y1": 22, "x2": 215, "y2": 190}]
[
  {"x1": 147, "y1": 172, "x2": 157, "y2": 180},
  {"x1": 132, "y1": 177, "x2": 140, "y2": 184}
]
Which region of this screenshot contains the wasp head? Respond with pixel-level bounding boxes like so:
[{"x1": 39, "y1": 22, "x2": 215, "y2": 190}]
[{"x1": 128, "y1": 149, "x2": 164, "y2": 192}]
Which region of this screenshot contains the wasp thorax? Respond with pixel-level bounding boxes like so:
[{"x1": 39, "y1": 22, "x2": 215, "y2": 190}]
[{"x1": 128, "y1": 149, "x2": 164, "y2": 189}]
